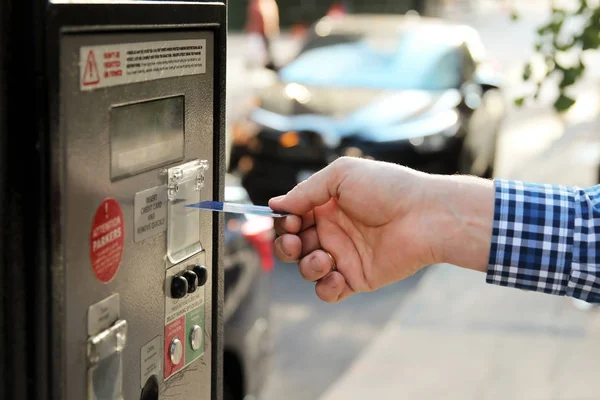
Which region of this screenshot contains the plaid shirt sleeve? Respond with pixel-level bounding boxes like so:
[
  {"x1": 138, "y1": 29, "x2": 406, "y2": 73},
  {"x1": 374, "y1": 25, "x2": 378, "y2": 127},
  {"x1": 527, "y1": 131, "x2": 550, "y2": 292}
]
[{"x1": 487, "y1": 180, "x2": 600, "y2": 304}]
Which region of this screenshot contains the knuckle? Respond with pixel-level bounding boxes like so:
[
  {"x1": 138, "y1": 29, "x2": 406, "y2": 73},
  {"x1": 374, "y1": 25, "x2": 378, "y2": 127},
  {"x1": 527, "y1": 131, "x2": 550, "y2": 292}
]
[
  {"x1": 331, "y1": 156, "x2": 355, "y2": 170},
  {"x1": 293, "y1": 178, "x2": 308, "y2": 191}
]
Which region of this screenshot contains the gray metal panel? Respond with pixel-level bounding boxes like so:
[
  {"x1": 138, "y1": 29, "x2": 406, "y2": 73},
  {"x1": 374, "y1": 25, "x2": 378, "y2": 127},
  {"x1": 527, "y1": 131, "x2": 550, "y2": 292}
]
[{"x1": 59, "y1": 30, "x2": 215, "y2": 400}]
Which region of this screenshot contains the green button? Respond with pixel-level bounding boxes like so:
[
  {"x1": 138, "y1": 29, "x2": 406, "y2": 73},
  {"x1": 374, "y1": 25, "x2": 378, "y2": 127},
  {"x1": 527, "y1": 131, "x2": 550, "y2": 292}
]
[{"x1": 185, "y1": 306, "x2": 205, "y2": 364}]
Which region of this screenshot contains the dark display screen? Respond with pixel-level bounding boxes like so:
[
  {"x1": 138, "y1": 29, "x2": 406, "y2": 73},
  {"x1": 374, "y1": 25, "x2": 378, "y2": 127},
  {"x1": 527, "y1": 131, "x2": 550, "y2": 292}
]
[{"x1": 110, "y1": 96, "x2": 184, "y2": 179}]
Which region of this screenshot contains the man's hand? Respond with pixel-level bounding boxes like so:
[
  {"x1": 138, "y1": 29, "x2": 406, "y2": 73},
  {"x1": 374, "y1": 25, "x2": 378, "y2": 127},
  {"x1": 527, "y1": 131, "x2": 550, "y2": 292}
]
[{"x1": 269, "y1": 157, "x2": 495, "y2": 303}]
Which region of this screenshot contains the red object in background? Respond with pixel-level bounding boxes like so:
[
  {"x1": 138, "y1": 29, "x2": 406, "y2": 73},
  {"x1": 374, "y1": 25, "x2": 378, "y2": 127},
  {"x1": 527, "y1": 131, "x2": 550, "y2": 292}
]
[
  {"x1": 291, "y1": 23, "x2": 308, "y2": 40},
  {"x1": 246, "y1": 0, "x2": 265, "y2": 34},
  {"x1": 242, "y1": 216, "x2": 275, "y2": 272},
  {"x1": 327, "y1": 1, "x2": 347, "y2": 18}
]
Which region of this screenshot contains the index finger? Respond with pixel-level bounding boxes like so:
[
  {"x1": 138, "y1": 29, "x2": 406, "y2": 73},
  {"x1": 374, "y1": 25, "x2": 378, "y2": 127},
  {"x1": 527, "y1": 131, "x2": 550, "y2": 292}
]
[{"x1": 269, "y1": 159, "x2": 348, "y2": 216}]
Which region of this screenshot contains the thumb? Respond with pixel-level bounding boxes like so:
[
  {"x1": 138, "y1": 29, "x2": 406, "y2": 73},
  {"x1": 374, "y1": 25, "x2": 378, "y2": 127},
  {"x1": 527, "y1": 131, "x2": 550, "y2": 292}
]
[{"x1": 268, "y1": 159, "x2": 347, "y2": 216}]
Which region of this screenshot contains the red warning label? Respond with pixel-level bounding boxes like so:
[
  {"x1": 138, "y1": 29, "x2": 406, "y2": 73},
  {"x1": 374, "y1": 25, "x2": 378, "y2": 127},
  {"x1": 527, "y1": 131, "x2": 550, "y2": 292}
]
[
  {"x1": 82, "y1": 50, "x2": 100, "y2": 86},
  {"x1": 90, "y1": 198, "x2": 125, "y2": 283}
]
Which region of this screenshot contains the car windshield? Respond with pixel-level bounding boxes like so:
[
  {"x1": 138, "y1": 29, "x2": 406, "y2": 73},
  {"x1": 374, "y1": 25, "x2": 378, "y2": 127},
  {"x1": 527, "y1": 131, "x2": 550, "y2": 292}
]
[{"x1": 280, "y1": 29, "x2": 463, "y2": 91}]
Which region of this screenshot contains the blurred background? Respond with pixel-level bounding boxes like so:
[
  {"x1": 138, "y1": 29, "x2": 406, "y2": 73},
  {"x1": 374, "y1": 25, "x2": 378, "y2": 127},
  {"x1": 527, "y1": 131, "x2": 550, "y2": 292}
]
[{"x1": 221, "y1": 1, "x2": 600, "y2": 399}]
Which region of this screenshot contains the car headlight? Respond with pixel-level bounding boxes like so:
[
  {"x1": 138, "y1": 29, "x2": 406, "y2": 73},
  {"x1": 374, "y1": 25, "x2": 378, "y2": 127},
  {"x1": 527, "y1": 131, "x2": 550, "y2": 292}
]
[{"x1": 408, "y1": 123, "x2": 460, "y2": 153}]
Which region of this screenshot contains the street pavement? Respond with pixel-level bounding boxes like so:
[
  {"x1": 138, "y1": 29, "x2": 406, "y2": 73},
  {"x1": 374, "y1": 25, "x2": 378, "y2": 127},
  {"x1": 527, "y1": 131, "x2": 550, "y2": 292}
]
[
  {"x1": 261, "y1": 261, "x2": 426, "y2": 400},
  {"x1": 320, "y1": 261, "x2": 600, "y2": 400},
  {"x1": 226, "y1": 1, "x2": 600, "y2": 398}
]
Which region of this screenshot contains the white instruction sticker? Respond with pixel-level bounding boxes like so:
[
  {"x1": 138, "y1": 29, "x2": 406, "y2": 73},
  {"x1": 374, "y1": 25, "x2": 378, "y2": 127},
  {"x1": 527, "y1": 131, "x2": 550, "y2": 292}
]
[
  {"x1": 87, "y1": 293, "x2": 120, "y2": 336},
  {"x1": 80, "y1": 39, "x2": 206, "y2": 91},
  {"x1": 134, "y1": 186, "x2": 168, "y2": 243},
  {"x1": 140, "y1": 335, "x2": 162, "y2": 388}
]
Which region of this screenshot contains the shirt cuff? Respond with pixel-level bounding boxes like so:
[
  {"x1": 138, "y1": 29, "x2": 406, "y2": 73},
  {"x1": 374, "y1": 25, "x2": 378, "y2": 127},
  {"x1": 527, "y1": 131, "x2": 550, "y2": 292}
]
[
  {"x1": 566, "y1": 185, "x2": 600, "y2": 303},
  {"x1": 486, "y1": 179, "x2": 575, "y2": 298}
]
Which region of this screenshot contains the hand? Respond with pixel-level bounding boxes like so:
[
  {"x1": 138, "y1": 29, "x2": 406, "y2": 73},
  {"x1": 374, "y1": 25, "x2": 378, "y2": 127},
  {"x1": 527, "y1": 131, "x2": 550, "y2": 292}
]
[{"x1": 269, "y1": 157, "x2": 494, "y2": 303}]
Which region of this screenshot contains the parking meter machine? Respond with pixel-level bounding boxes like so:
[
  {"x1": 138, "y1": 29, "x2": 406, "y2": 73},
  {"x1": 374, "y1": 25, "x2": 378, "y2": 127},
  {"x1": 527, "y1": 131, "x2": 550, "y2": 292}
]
[{"x1": 1, "y1": 1, "x2": 227, "y2": 399}]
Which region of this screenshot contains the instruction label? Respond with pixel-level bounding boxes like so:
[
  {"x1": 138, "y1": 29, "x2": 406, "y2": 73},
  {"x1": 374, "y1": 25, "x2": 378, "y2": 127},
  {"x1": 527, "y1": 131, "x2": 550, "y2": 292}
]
[
  {"x1": 87, "y1": 293, "x2": 120, "y2": 336},
  {"x1": 141, "y1": 335, "x2": 162, "y2": 388},
  {"x1": 80, "y1": 39, "x2": 206, "y2": 91},
  {"x1": 134, "y1": 186, "x2": 167, "y2": 243}
]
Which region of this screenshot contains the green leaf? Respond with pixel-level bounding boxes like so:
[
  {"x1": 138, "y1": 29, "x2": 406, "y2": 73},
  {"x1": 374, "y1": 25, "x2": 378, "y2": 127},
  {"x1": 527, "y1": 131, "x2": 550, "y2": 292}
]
[
  {"x1": 554, "y1": 37, "x2": 575, "y2": 51},
  {"x1": 552, "y1": 8, "x2": 567, "y2": 19},
  {"x1": 510, "y1": 10, "x2": 519, "y2": 21},
  {"x1": 537, "y1": 23, "x2": 552, "y2": 35},
  {"x1": 578, "y1": 0, "x2": 588, "y2": 12},
  {"x1": 551, "y1": 20, "x2": 564, "y2": 34},
  {"x1": 560, "y1": 71, "x2": 576, "y2": 88},
  {"x1": 534, "y1": 42, "x2": 543, "y2": 52},
  {"x1": 554, "y1": 94, "x2": 576, "y2": 112},
  {"x1": 514, "y1": 97, "x2": 526, "y2": 107},
  {"x1": 581, "y1": 25, "x2": 600, "y2": 50},
  {"x1": 522, "y1": 62, "x2": 533, "y2": 81},
  {"x1": 560, "y1": 64, "x2": 585, "y2": 88}
]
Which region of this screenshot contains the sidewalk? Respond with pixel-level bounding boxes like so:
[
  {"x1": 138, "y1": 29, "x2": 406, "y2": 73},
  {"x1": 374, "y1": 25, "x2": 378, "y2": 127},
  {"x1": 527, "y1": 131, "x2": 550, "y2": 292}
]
[{"x1": 320, "y1": 263, "x2": 600, "y2": 400}]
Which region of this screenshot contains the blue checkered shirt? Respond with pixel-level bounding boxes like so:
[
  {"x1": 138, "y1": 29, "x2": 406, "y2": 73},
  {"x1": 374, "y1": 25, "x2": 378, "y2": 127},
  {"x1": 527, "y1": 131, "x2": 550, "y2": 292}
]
[{"x1": 487, "y1": 180, "x2": 600, "y2": 304}]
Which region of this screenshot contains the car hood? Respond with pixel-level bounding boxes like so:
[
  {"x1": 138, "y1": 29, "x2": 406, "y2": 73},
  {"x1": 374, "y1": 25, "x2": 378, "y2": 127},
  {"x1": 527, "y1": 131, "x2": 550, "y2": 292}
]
[{"x1": 253, "y1": 83, "x2": 463, "y2": 143}]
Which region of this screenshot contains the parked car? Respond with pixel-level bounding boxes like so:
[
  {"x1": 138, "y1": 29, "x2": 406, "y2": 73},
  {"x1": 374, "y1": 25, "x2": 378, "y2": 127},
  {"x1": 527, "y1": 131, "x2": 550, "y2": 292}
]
[
  {"x1": 223, "y1": 174, "x2": 274, "y2": 400},
  {"x1": 229, "y1": 14, "x2": 506, "y2": 205}
]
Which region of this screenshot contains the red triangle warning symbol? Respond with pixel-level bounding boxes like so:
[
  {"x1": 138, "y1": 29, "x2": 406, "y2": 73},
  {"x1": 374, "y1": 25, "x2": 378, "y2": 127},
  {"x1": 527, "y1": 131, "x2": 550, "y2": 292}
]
[{"x1": 82, "y1": 50, "x2": 100, "y2": 86}]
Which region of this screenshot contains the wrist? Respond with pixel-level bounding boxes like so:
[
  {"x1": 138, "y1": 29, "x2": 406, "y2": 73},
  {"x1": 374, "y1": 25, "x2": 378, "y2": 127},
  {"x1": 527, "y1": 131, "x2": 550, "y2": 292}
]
[{"x1": 424, "y1": 174, "x2": 495, "y2": 272}]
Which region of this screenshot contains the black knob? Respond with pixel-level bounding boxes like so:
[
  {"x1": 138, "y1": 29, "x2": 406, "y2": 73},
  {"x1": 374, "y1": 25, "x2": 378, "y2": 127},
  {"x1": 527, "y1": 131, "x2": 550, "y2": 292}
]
[
  {"x1": 193, "y1": 265, "x2": 208, "y2": 287},
  {"x1": 171, "y1": 276, "x2": 188, "y2": 299},
  {"x1": 183, "y1": 270, "x2": 199, "y2": 293}
]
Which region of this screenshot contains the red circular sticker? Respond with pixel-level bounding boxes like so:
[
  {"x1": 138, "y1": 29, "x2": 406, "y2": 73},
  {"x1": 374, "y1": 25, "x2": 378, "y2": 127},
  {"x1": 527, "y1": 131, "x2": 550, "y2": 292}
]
[{"x1": 90, "y1": 198, "x2": 125, "y2": 283}]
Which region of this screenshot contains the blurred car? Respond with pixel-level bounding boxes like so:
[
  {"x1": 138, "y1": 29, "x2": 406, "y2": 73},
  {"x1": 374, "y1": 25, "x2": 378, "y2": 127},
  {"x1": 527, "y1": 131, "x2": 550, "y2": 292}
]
[
  {"x1": 223, "y1": 174, "x2": 274, "y2": 400},
  {"x1": 229, "y1": 14, "x2": 506, "y2": 205}
]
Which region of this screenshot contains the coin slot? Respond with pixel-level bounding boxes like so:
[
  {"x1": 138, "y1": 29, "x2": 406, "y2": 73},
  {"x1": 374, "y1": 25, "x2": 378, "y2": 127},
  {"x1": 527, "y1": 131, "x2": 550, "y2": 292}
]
[{"x1": 140, "y1": 375, "x2": 159, "y2": 400}]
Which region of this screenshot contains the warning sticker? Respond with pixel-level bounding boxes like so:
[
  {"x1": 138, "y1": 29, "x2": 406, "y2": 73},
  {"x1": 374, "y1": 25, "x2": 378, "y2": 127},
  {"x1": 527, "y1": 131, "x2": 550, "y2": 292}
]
[
  {"x1": 80, "y1": 39, "x2": 206, "y2": 91},
  {"x1": 134, "y1": 186, "x2": 167, "y2": 243},
  {"x1": 90, "y1": 198, "x2": 125, "y2": 283}
]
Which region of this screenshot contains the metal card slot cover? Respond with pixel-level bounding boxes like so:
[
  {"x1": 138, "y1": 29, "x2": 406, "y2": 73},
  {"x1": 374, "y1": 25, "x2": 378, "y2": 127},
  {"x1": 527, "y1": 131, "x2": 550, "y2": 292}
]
[{"x1": 166, "y1": 160, "x2": 209, "y2": 264}]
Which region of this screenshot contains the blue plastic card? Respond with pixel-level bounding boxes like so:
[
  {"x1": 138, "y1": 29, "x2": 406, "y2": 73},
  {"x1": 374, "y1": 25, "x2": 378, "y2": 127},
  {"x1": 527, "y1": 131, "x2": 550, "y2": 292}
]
[{"x1": 186, "y1": 201, "x2": 290, "y2": 218}]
